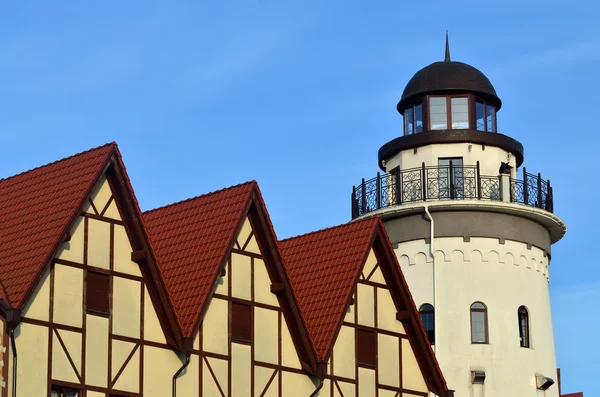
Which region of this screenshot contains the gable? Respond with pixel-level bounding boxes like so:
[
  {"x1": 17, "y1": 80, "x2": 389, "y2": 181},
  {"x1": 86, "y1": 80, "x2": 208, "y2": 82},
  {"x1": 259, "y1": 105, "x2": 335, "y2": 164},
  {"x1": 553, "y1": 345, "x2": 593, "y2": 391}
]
[
  {"x1": 280, "y1": 219, "x2": 448, "y2": 396},
  {"x1": 142, "y1": 182, "x2": 255, "y2": 338},
  {"x1": 16, "y1": 170, "x2": 177, "y2": 395},
  {"x1": 328, "y1": 246, "x2": 428, "y2": 396},
  {"x1": 0, "y1": 143, "x2": 114, "y2": 309},
  {"x1": 199, "y1": 214, "x2": 316, "y2": 396}
]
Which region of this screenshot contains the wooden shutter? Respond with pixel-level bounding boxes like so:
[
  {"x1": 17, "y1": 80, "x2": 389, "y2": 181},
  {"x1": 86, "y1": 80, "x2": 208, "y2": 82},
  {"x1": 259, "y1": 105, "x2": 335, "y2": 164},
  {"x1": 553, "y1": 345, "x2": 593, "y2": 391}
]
[
  {"x1": 231, "y1": 302, "x2": 251, "y2": 342},
  {"x1": 87, "y1": 272, "x2": 110, "y2": 314},
  {"x1": 357, "y1": 329, "x2": 376, "y2": 367}
]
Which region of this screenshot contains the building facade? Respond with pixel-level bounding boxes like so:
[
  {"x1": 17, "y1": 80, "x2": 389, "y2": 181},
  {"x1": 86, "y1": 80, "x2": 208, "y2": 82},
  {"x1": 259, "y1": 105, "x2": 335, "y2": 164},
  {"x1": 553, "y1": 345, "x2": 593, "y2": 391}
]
[
  {"x1": 351, "y1": 40, "x2": 571, "y2": 396},
  {"x1": 0, "y1": 143, "x2": 450, "y2": 397}
]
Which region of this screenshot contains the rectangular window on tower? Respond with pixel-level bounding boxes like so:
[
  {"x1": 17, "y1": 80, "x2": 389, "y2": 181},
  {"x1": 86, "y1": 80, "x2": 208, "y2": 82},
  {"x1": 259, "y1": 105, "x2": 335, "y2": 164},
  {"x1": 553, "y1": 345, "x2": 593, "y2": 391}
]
[
  {"x1": 231, "y1": 302, "x2": 252, "y2": 343},
  {"x1": 429, "y1": 97, "x2": 448, "y2": 130},
  {"x1": 357, "y1": 329, "x2": 376, "y2": 367},
  {"x1": 86, "y1": 271, "x2": 110, "y2": 315}
]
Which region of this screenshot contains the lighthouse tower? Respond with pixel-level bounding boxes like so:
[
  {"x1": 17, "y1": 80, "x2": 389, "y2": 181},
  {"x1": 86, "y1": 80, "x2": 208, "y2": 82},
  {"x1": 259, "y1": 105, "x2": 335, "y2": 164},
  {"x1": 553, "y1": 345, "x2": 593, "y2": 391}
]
[{"x1": 352, "y1": 38, "x2": 566, "y2": 397}]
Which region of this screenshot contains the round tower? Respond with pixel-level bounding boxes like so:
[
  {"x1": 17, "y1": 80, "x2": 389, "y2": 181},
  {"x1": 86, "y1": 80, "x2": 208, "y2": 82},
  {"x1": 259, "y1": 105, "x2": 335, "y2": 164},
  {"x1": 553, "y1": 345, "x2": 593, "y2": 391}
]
[{"x1": 352, "y1": 36, "x2": 566, "y2": 397}]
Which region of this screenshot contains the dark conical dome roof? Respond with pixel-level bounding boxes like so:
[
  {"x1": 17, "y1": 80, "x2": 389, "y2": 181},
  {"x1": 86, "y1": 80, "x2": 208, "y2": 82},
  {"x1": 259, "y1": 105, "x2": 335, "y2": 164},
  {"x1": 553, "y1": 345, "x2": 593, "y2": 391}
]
[
  {"x1": 397, "y1": 35, "x2": 502, "y2": 113},
  {"x1": 397, "y1": 61, "x2": 501, "y2": 113}
]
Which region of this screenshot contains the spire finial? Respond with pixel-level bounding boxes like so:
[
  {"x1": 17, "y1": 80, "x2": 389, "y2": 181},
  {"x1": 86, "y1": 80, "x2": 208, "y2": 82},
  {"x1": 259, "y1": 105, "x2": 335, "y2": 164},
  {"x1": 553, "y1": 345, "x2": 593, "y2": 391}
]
[{"x1": 445, "y1": 30, "x2": 451, "y2": 62}]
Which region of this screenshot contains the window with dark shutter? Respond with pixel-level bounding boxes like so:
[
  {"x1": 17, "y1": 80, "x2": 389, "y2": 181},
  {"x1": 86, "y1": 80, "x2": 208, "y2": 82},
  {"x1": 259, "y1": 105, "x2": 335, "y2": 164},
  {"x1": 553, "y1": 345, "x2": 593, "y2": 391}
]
[
  {"x1": 231, "y1": 302, "x2": 251, "y2": 343},
  {"x1": 86, "y1": 271, "x2": 110, "y2": 315},
  {"x1": 357, "y1": 329, "x2": 376, "y2": 367}
]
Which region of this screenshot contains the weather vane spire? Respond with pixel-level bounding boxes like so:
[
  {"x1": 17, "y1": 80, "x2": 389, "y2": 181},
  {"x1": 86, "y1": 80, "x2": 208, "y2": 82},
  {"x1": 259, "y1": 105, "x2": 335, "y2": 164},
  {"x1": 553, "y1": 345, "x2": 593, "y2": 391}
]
[{"x1": 445, "y1": 30, "x2": 451, "y2": 62}]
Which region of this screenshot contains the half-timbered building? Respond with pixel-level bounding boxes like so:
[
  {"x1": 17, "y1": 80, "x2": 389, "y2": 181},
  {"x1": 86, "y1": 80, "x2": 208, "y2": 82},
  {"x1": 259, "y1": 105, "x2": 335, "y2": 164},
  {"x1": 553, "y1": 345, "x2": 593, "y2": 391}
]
[{"x1": 0, "y1": 142, "x2": 450, "y2": 397}]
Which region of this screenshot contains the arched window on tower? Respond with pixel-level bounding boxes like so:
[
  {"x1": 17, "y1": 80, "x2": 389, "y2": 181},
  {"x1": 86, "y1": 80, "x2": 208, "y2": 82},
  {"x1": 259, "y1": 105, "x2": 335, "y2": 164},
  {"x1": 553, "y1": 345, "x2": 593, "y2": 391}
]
[
  {"x1": 419, "y1": 303, "x2": 435, "y2": 345},
  {"x1": 518, "y1": 306, "x2": 530, "y2": 348},
  {"x1": 470, "y1": 302, "x2": 488, "y2": 344}
]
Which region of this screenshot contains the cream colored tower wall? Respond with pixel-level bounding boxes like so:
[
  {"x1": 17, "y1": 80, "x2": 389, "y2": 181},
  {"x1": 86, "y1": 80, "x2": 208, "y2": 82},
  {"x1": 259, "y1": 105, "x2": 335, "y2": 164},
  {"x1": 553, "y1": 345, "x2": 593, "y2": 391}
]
[
  {"x1": 384, "y1": 143, "x2": 518, "y2": 178},
  {"x1": 395, "y1": 235, "x2": 558, "y2": 397}
]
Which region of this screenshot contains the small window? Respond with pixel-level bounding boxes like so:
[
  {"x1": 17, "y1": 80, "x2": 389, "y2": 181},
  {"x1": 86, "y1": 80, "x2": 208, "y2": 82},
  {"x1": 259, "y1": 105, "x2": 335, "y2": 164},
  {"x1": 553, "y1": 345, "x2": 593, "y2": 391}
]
[
  {"x1": 451, "y1": 97, "x2": 469, "y2": 129},
  {"x1": 419, "y1": 304, "x2": 435, "y2": 345},
  {"x1": 476, "y1": 99, "x2": 496, "y2": 132},
  {"x1": 470, "y1": 302, "x2": 488, "y2": 344},
  {"x1": 403, "y1": 103, "x2": 424, "y2": 135},
  {"x1": 231, "y1": 302, "x2": 252, "y2": 343},
  {"x1": 518, "y1": 306, "x2": 530, "y2": 348},
  {"x1": 486, "y1": 105, "x2": 496, "y2": 132},
  {"x1": 429, "y1": 97, "x2": 448, "y2": 130},
  {"x1": 357, "y1": 329, "x2": 376, "y2": 367},
  {"x1": 86, "y1": 271, "x2": 110, "y2": 315},
  {"x1": 414, "y1": 103, "x2": 423, "y2": 133},
  {"x1": 404, "y1": 107, "x2": 414, "y2": 135},
  {"x1": 51, "y1": 385, "x2": 81, "y2": 397}
]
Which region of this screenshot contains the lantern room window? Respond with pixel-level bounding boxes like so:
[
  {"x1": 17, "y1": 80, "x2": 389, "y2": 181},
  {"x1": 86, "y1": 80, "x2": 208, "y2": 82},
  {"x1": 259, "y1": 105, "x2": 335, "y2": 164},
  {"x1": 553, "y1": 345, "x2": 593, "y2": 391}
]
[
  {"x1": 403, "y1": 103, "x2": 423, "y2": 135},
  {"x1": 476, "y1": 99, "x2": 497, "y2": 132}
]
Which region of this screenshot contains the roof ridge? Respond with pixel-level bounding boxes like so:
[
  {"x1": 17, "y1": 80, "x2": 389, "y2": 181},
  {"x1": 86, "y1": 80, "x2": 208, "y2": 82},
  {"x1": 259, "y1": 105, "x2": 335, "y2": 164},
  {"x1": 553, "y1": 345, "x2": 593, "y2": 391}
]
[
  {"x1": 143, "y1": 180, "x2": 257, "y2": 215},
  {"x1": 279, "y1": 216, "x2": 380, "y2": 244},
  {"x1": 0, "y1": 142, "x2": 116, "y2": 184}
]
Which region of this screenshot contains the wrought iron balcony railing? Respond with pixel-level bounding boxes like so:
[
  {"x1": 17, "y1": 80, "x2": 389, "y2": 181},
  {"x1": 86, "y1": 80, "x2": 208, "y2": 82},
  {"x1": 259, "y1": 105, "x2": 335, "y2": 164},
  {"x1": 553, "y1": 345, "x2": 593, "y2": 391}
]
[{"x1": 351, "y1": 162, "x2": 553, "y2": 219}]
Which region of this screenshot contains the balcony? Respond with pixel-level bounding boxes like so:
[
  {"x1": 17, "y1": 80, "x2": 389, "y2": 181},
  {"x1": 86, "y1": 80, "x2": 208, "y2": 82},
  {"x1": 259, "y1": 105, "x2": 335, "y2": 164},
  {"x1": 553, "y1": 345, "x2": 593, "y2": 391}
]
[{"x1": 351, "y1": 163, "x2": 553, "y2": 219}]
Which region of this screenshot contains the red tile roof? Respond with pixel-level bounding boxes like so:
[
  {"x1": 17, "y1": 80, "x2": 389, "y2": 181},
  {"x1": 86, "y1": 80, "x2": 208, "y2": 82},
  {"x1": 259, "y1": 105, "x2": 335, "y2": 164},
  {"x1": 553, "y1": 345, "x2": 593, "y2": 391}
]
[
  {"x1": 562, "y1": 393, "x2": 584, "y2": 397},
  {"x1": 142, "y1": 182, "x2": 255, "y2": 336},
  {"x1": 279, "y1": 218, "x2": 379, "y2": 360},
  {"x1": 0, "y1": 143, "x2": 115, "y2": 308}
]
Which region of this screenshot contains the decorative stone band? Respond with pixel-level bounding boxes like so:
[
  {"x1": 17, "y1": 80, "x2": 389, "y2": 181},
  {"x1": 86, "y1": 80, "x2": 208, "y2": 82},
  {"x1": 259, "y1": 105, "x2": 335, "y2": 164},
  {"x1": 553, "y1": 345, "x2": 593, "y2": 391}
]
[
  {"x1": 378, "y1": 130, "x2": 524, "y2": 170},
  {"x1": 395, "y1": 237, "x2": 551, "y2": 281}
]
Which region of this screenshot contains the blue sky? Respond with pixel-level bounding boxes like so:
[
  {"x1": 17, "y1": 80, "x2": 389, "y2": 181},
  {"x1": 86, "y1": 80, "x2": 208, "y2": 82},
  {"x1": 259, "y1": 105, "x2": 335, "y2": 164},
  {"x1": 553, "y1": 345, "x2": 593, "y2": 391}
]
[{"x1": 1, "y1": 1, "x2": 598, "y2": 395}]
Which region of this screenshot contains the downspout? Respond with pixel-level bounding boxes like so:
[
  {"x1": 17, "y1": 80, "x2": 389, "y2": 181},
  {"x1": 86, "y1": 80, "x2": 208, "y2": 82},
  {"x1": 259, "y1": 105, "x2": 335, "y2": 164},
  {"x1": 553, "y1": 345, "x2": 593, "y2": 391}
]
[
  {"x1": 172, "y1": 354, "x2": 190, "y2": 397},
  {"x1": 423, "y1": 206, "x2": 437, "y2": 356},
  {"x1": 10, "y1": 329, "x2": 16, "y2": 397},
  {"x1": 309, "y1": 379, "x2": 324, "y2": 397}
]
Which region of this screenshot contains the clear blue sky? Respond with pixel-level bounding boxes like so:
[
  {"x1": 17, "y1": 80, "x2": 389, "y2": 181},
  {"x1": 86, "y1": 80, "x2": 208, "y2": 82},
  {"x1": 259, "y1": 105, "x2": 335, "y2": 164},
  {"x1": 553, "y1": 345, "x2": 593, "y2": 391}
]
[{"x1": 1, "y1": 1, "x2": 598, "y2": 395}]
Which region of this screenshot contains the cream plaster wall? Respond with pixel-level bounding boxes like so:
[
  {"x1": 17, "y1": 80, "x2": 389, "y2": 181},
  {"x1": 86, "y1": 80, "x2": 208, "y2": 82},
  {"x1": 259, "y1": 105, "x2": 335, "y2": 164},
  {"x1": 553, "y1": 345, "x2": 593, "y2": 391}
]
[
  {"x1": 55, "y1": 215, "x2": 85, "y2": 263},
  {"x1": 21, "y1": 268, "x2": 50, "y2": 321},
  {"x1": 395, "y1": 235, "x2": 558, "y2": 397},
  {"x1": 112, "y1": 277, "x2": 141, "y2": 339},
  {"x1": 384, "y1": 143, "x2": 517, "y2": 179},
  {"x1": 53, "y1": 264, "x2": 83, "y2": 328},
  {"x1": 87, "y1": 218, "x2": 111, "y2": 270},
  {"x1": 14, "y1": 323, "x2": 48, "y2": 397},
  {"x1": 254, "y1": 307, "x2": 279, "y2": 364},
  {"x1": 144, "y1": 287, "x2": 167, "y2": 344},
  {"x1": 86, "y1": 314, "x2": 109, "y2": 387},
  {"x1": 231, "y1": 343, "x2": 251, "y2": 397},
  {"x1": 203, "y1": 297, "x2": 228, "y2": 355}
]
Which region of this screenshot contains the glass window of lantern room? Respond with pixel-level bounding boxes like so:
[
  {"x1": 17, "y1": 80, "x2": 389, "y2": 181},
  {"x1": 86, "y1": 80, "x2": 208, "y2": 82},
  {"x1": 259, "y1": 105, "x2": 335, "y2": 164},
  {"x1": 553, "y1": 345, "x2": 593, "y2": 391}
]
[
  {"x1": 429, "y1": 97, "x2": 448, "y2": 130},
  {"x1": 404, "y1": 107, "x2": 414, "y2": 135},
  {"x1": 476, "y1": 100, "x2": 486, "y2": 131},
  {"x1": 415, "y1": 103, "x2": 424, "y2": 133},
  {"x1": 486, "y1": 105, "x2": 496, "y2": 132},
  {"x1": 451, "y1": 97, "x2": 469, "y2": 129}
]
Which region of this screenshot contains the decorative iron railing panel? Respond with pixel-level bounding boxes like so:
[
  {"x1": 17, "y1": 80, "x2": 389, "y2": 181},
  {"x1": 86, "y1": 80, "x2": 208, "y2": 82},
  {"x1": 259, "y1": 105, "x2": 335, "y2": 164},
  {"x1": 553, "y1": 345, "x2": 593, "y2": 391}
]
[{"x1": 352, "y1": 163, "x2": 553, "y2": 219}]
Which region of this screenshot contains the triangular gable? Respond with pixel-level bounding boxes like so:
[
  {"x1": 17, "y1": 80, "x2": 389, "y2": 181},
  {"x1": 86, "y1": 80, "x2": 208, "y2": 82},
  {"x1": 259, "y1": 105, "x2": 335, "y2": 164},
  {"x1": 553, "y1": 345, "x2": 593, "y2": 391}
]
[
  {"x1": 142, "y1": 182, "x2": 255, "y2": 337},
  {"x1": 143, "y1": 182, "x2": 317, "y2": 372},
  {"x1": 280, "y1": 218, "x2": 448, "y2": 395},
  {"x1": 0, "y1": 143, "x2": 115, "y2": 309},
  {"x1": 0, "y1": 143, "x2": 182, "y2": 349}
]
